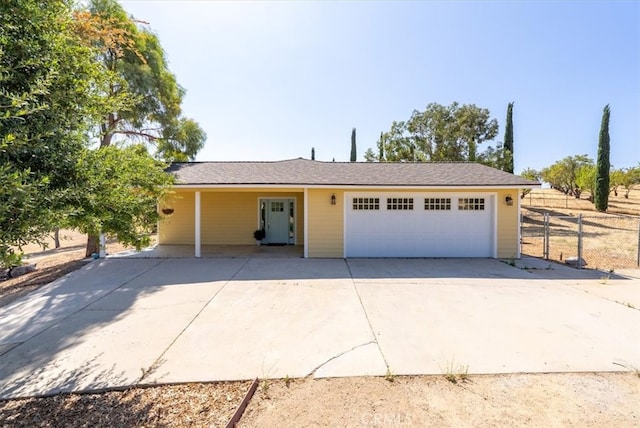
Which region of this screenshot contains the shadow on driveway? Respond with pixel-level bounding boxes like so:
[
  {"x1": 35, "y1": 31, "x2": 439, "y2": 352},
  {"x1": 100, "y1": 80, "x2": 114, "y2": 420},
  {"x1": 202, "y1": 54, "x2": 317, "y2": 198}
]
[{"x1": 1, "y1": 257, "x2": 638, "y2": 399}]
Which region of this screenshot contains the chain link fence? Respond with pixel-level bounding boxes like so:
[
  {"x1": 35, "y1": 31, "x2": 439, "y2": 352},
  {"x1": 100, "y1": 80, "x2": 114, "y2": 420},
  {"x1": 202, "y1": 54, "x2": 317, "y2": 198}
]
[{"x1": 521, "y1": 211, "x2": 640, "y2": 269}]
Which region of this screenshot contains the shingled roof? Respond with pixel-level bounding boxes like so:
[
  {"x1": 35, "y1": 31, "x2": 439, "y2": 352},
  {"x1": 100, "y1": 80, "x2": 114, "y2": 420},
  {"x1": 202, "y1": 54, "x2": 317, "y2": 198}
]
[{"x1": 166, "y1": 158, "x2": 539, "y2": 187}]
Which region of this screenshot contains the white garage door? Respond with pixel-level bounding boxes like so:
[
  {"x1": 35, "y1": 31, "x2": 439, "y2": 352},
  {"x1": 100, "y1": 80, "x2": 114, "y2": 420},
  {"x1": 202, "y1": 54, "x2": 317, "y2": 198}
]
[{"x1": 345, "y1": 193, "x2": 495, "y2": 258}]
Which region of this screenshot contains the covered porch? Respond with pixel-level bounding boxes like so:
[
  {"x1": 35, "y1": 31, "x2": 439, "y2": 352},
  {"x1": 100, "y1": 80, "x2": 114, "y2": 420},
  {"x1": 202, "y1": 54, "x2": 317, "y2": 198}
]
[{"x1": 158, "y1": 188, "x2": 308, "y2": 258}]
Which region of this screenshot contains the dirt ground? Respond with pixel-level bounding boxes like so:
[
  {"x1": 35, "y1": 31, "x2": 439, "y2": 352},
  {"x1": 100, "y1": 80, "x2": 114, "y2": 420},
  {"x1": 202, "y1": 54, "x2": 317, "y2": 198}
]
[
  {"x1": 240, "y1": 373, "x2": 640, "y2": 428},
  {"x1": 521, "y1": 187, "x2": 640, "y2": 269},
  {"x1": 1, "y1": 373, "x2": 638, "y2": 427},
  {"x1": 2, "y1": 203, "x2": 640, "y2": 426},
  {"x1": 521, "y1": 186, "x2": 640, "y2": 216},
  {"x1": 0, "y1": 382, "x2": 251, "y2": 428}
]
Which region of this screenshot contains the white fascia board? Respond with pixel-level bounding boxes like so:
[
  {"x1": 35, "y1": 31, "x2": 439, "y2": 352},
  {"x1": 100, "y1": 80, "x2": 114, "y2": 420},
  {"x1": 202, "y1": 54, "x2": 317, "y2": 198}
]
[{"x1": 171, "y1": 184, "x2": 541, "y2": 190}]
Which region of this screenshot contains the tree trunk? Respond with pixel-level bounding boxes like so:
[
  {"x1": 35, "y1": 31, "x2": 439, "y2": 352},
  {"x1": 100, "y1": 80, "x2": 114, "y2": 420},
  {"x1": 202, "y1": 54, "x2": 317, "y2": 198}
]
[
  {"x1": 100, "y1": 113, "x2": 116, "y2": 147},
  {"x1": 85, "y1": 233, "x2": 100, "y2": 257},
  {"x1": 53, "y1": 228, "x2": 60, "y2": 249}
]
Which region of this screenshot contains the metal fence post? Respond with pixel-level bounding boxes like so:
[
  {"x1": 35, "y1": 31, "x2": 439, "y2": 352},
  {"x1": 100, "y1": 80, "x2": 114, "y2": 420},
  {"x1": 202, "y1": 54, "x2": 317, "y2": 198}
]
[
  {"x1": 577, "y1": 214, "x2": 583, "y2": 269},
  {"x1": 543, "y1": 213, "x2": 549, "y2": 260}
]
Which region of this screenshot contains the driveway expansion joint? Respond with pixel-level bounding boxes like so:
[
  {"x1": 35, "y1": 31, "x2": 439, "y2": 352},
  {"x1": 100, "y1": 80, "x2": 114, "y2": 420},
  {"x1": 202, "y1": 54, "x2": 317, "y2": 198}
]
[
  {"x1": 2, "y1": 259, "x2": 164, "y2": 354},
  {"x1": 138, "y1": 257, "x2": 252, "y2": 383}
]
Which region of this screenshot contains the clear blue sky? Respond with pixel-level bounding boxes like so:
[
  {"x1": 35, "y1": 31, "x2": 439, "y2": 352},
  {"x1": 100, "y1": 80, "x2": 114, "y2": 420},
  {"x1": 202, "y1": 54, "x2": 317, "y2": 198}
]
[{"x1": 120, "y1": 0, "x2": 639, "y2": 173}]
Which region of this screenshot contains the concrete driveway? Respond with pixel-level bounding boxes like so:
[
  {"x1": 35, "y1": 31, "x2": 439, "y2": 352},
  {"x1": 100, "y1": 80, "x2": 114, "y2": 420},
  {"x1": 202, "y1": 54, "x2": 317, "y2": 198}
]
[{"x1": 1, "y1": 257, "x2": 639, "y2": 399}]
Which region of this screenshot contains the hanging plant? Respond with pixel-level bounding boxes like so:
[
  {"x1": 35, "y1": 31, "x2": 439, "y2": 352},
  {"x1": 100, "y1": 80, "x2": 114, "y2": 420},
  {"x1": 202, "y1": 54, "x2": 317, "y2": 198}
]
[{"x1": 253, "y1": 229, "x2": 265, "y2": 240}]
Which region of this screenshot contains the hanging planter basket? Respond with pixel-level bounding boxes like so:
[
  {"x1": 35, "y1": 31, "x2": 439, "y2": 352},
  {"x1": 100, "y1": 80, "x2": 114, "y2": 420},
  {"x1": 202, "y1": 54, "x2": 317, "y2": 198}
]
[{"x1": 161, "y1": 207, "x2": 174, "y2": 215}]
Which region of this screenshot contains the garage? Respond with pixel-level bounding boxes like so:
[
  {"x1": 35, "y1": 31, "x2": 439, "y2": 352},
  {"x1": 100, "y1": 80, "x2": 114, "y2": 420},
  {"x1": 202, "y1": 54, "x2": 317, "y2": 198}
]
[{"x1": 345, "y1": 192, "x2": 496, "y2": 258}]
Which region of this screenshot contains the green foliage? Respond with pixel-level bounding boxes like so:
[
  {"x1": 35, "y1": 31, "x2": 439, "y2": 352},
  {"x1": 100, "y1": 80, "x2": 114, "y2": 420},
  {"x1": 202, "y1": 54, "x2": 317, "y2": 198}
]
[
  {"x1": 503, "y1": 102, "x2": 514, "y2": 173},
  {"x1": 79, "y1": 0, "x2": 206, "y2": 161},
  {"x1": 364, "y1": 148, "x2": 376, "y2": 162},
  {"x1": 519, "y1": 168, "x2": 540, "y2": 198},
  {"x1": 0, "y1": 247, "x2": 23, "y2": 270},
  {"x1": 609, "y1": 169, "x2": 624, "y2": 196},
  {"x1": 595, "y1": 105, "x2": 611, "y2": 211},
  {"x1": 1, "y1": 0, "x2": 99, "y2": 264},
  {"x1": 541, "y1": 155, "x2": 594, "y2": 198},
  {"x1": 520, "y1": 168, "x2": 541, "y2": 182},
  {"x1": 365, "y1": 102, "x2": 500, "y2": 165},
  {"x1": 66, "y1": 145, "x2": 174, "y2": 250},
  {"x1": 620, "y1": 165, "x2": 640, "y2": 198},
  {"x1": 476, "y1": 142, "x2": 513, "y2": 171},
  {"x1": 350, "y1": 128, "x2": 357, "y2": 162},
  {"x1": 575, "y1": 164, "x2": 597, "y2": 201},
  {"x1": 384, "y1": 367, "x2": 395, "y2": 382},
  {"x1": 441, "y1": 358, "x2": 469, "y2": 384}
]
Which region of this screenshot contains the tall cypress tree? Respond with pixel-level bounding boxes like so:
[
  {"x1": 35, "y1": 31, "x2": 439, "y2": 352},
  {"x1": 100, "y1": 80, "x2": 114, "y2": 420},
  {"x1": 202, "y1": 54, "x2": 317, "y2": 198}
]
[
  {"x1": 311, "y1": 147, "x2": 315, "y2": 160},
  {"x1": 595, "y1": 105, "x2": 611, "y2": 211},
  {"x1": 504, "y1": 102, "x2": 514, "y2": 173},
  {"x1": 350, "y1": 128, "x2": 357, "y2": 162}
]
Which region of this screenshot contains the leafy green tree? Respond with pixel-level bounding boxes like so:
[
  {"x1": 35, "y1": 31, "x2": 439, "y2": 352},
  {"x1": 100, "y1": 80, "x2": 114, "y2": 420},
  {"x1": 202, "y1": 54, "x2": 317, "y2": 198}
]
[
  {"x1": 620, "y1": 166, "x2": 640, "y2": 198},
  {"x1": 455, "y1": 103, "x2": 498, "y2": 162},
  {"x1": 594, "y1": 105, "x2": 611, "y2": 211},
  {"x1": 350, "y1": 128, "x2": 357, "y2": 162},
  {"x1": 540, "y1": 155, "x2": 594, "y2": 198},
  {"x1": 364, "y1": 148, "x2": 376, "y2": 162},
  {"x1": 66, "y1": 145, "x2": 173, "y2": 251},
  {"x1": 609, "y1": 169, "x2": 624, "y2": 197},
  {"x1": 363, "y1": 132, "x2": 386, "y2": 161},
  {"x1": 476, "y1": 142, "x2": 512, "y2": 171},
  {"x1": 76, "y1": 0, "x2": 207, "y2": 255},
  {"x1": 504, "y1": 102, "x2": 514, "y2": 173},
  {"x1": 575, "y1": 164, "x2": 597, "y2": 201},
  {"x1": 519, "y1": 168, "x2": 541, "y2": 199},
  {"x1": 0, "y1": 0, "x2": 99, "y2": 267},
  {"x1": 77, "y1": 0, "x2": 206, "y2": 160},
  {"x1": 376, "y1": 121, "x2": 415, "y2": 161},
  {"x1": 365, "y1": 102, "x2": 498, "y2": 163}
]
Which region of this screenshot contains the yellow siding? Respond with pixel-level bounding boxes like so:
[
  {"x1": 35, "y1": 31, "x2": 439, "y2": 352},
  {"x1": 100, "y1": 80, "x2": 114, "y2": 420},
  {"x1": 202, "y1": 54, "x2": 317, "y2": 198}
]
[
  {"x1": 160, "y1": 186, "x2": 522, "y2": 259},
  {"x1": 307, "y1": 189, "x2": 344, "y2": 258},
  {"x1": 159, "y1": 192, "x2": 195, "y2": 244},
  {"x1": 496, "y1": 189, "x2": 519, "y2": 258},
  {"x1": 159, "y1": 190, "x2": 303, "y2": 246}
]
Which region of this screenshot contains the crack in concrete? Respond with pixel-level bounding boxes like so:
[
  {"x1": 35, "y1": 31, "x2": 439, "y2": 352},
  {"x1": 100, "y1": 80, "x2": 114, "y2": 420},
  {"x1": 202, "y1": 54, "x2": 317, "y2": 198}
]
[
  {"x1": 307, "y1": 340, "x2": 377, "y2": 377},
  {"x1": 344, "y1": 259, "x2": 391, "y2": 370}
]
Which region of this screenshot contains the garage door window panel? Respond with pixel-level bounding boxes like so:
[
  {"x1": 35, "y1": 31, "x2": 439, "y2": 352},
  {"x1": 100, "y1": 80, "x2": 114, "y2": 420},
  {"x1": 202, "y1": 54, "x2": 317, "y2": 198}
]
[
  {"x1": 387, "y1": 197, "x2": 413, "y2": 210},
  {"x1": 458, "y1": 198, "x2": 485, "y2": 211},
  {"x1": 424, "y1": 198, "x2": 451, "y2": 211},
  {"x1": 352, "y1": 197, "x2": 380, "y2": 211}
]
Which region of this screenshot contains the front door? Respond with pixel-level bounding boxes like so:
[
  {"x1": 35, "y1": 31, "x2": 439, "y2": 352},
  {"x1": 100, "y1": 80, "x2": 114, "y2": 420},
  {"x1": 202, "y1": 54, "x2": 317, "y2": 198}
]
[{"x1": 265, "y1": 199, "x2": 290, "y2": 244}]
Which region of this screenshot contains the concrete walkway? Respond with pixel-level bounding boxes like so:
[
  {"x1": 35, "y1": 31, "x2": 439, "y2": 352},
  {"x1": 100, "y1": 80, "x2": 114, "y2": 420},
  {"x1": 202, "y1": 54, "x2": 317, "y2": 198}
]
[{"x1": 1, "y1": 257, "x2": 639, "y2": 399}]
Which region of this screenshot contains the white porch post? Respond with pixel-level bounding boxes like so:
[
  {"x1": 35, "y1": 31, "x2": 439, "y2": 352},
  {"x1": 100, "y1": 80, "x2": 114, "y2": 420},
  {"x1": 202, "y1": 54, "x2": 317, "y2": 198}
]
[
  {"x1": 303, "y1": 188, "x2": 308, "y2": 258},
  {"x1": 195, "y1": 191, "x2": 201, "y2": 258},
  {"x1": 99, "y1": 233, "x2": 106, "y2": 258},
  {"x1": 516, "y1": 189, "x2": 522, "y2": 259}
]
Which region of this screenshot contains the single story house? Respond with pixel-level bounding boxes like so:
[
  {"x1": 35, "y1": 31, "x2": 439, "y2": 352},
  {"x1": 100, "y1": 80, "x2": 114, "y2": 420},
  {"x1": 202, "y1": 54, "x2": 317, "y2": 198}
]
[{"x1": 160, "y1": 158, "x2": 539, "y2": 258}]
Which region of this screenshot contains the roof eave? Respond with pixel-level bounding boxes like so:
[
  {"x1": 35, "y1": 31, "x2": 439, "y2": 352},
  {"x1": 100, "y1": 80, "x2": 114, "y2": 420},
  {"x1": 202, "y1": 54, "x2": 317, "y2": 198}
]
[{"x1": 172, "y1": 183, "x2": 541, "y2": 189}]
